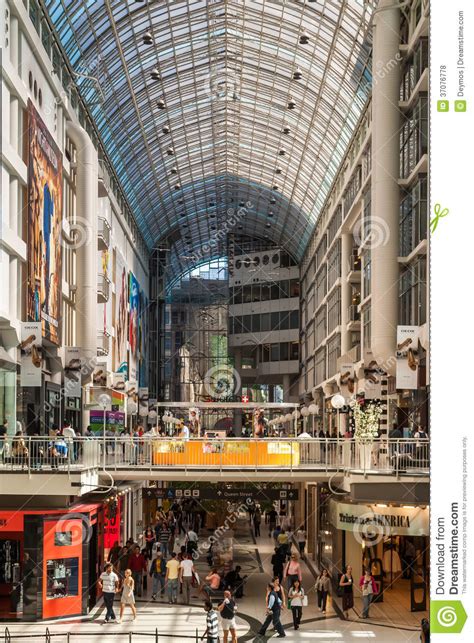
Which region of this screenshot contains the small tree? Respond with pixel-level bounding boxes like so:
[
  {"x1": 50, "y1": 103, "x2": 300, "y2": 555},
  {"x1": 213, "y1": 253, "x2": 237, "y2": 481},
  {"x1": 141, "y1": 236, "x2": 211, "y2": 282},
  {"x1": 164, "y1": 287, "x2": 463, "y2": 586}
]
[{"x1": 352, "y1": 401, "x2": 382, "y2": 444}]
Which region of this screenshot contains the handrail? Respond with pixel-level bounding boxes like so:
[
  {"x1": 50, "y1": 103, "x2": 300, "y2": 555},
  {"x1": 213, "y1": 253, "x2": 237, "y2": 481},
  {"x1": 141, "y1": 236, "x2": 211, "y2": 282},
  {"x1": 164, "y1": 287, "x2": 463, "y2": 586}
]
[
  {"x1": 2, "y1": 628, "x2": 201, "y2": 640},
  {"x1": 0, "y1": 436, "x2": 429, "y2": 475}
]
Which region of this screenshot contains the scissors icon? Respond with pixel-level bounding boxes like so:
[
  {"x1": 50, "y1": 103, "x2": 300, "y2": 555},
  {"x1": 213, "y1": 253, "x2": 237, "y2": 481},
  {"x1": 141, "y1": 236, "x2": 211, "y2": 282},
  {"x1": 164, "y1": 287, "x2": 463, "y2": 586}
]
[{"x1": 430, "y1": 203, "x2": 449, "y2": 233}]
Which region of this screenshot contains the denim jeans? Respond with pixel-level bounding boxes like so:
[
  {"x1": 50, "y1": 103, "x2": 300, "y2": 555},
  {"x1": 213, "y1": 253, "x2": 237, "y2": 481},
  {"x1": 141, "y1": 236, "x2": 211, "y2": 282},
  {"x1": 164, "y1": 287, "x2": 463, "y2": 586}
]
[
  {"x1": 103, "y1": 592, "x2": 116, "y2": 621},
  {"x1": 132, "y1": 571, "x2": 142, "y2": 596},
  {"x1": 152, "y1": 573, "x2": 165, "y2": 596},
  {"x1": 167, "y1": 578, "x2": 178, "y2": 602},
  {"x1": 362, "y1": 594, "x2": 372, "y2": 617},
  {"x1": 160, "y1": 542, "x2": 169, "y2": 557}
]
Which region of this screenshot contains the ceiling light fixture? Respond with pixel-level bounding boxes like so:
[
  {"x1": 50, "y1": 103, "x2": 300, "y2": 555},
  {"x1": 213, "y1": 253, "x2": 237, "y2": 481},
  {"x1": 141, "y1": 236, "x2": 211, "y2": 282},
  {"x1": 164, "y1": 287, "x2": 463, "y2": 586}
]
[
  {"x1": 283, "y1": 125, "x2": 291, "y2": 134},
  {"x1": 143, "y1": 31, "x2": 153, "y2": 45},
  {"x1": 162, "y1": 124, "x2": 170, "y2": 134},
  {"x1": 174, "y1": 183, "x2": 181, "y2": 190},
  {"x1": 299, "y1": 30, "x2": 310, "y2": 45},
  {"x1": 166, "y1": 147, "x2": 174, "y2": 156},
  {"x1": 293, "y1": 67, "x2": 303, "y2": 80},
  {"x1": 150, "y1": 67, "x2": 161, "y2": 81},
  {"x1": 157, "y1": 98, "x2": 166, "y2": 109},
  {"x1": 287, "y1": 97, "x2": 296, "y2": 110}
]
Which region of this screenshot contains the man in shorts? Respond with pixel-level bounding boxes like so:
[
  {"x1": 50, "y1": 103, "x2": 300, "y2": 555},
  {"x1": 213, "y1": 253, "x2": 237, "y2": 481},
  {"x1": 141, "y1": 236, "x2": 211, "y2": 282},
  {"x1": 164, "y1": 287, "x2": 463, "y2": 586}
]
[{"x1": 218, "y1": 590, "x2": 237, "y2": 643}]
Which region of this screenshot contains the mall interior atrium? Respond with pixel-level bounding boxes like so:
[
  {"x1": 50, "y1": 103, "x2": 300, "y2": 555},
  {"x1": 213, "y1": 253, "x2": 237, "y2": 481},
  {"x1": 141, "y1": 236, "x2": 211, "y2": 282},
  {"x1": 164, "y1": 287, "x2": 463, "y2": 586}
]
[{"x1": 0, "y1": 0, "x2": 429, "y2": 640}]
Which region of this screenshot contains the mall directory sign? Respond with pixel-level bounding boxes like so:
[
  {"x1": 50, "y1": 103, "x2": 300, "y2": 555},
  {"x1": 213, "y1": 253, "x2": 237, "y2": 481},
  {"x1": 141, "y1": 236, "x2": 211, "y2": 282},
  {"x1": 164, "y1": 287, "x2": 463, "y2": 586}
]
[{"x1": 143, "y1": 487, "x2": 298, "y2": 501}]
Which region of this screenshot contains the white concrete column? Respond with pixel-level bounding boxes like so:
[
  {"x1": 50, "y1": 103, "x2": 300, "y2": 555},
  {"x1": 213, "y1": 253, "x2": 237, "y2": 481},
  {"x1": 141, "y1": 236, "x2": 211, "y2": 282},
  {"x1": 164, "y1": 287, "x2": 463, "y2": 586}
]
[
  {"x1": 370, "y1": 0, "x2": 400, "y2": 374},
  {"x1": 10, "y1": 95, "x2": 19, "y2": 156},
  {"x1": 9, "y1": 13, "x2": 19, "y2": 73},
  {"x1": 340, "y1": 233, "x2": 352, "y2": 355},
  {"x1": 66, "y1": 122, "x2": 98, "y2": 409}
]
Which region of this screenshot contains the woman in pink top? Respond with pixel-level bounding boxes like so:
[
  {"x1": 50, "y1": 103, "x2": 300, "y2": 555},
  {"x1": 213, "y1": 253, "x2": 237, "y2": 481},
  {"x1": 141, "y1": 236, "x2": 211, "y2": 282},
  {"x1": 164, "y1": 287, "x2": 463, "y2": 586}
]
[
  {"x1": 200, "y1": 568, "x2": 222, "y2": 598},
  {"x1": 284, "y1": 552, "x2": 302, "y2": 589}
]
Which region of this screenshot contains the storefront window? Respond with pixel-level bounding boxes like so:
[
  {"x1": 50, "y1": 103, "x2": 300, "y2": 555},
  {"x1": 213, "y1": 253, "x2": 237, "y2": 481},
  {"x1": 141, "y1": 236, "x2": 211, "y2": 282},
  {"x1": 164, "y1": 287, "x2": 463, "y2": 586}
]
[{"x1": 46, "y1": 558, "x2": 79, "y2": 600}]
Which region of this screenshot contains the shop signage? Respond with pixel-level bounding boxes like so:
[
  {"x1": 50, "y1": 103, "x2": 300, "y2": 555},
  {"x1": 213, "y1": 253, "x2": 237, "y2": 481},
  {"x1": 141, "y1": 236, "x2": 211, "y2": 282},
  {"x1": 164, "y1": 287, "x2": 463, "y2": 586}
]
[
  {"x1": 20, "y1": 322, "x2": 42, "y2": 387},
  {"x1": 143, "y1": 487, "x2": 298, "y2": 501},
  {"x1": 396, "y1": 326, "x2": 420, "y2": 389},
  {"x1": 138, "y1": 387, "x2": 149, "y2": 416},
  {"x1": 330, "y1": 501, "x2": 429, "y2": 536}
]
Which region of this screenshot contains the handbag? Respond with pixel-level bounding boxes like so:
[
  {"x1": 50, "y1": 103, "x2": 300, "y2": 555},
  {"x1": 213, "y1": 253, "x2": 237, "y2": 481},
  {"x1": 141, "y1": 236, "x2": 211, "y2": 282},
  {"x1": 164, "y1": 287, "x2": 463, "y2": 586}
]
[{"x1": 302, "y1": 595, "x2": 308, "y2": 607}]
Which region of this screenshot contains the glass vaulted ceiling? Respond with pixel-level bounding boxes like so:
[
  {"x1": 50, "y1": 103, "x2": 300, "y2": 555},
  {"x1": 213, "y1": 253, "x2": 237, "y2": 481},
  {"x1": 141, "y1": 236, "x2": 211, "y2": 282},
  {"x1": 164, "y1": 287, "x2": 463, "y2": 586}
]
[{"x1": 45, "y1": 0, "x2": 372, "y2": 280}]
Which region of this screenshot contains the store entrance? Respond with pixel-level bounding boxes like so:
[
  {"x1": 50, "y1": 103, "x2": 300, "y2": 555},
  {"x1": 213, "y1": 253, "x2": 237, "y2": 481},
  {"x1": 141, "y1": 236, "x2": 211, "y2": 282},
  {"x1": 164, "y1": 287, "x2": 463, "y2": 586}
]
[{"x1": 363, "y1": 535, "x2": 428, "y2": 612}]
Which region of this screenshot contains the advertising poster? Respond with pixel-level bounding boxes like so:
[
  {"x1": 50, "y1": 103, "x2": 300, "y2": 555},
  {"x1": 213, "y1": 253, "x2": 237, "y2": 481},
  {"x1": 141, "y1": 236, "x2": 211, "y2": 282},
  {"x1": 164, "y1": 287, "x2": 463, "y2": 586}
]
[
  {"x1": 128, "y1": 272, "x2": 140, "y2": 381},
  {"x1": 339, "y1": 362, "x2": 355, "y2": 398},
  {"x1": 19, "y1": 322, "x2": 42, "y2": 387},
  {"x1": 396, "y1": 326, "x2": 420, "y2": 390},
  {"x1": 111, "y1": 372, "x2": 126, "y2": 392},
  {"x1": 138, "y1": 291, "x2": 148, "y2": 387},
  {"x1": 91, "y1": 361, "x2": 107, "y2": 388},
  {"x1": 104, "y1": 496, "x2": 122, "y2": 552},
  {"x1": 64, "y1": 347, "x2": 82, "y2": 399},
  {"x1": 115, "y1": 251, "x2": 128, "y2": 377},
  {"x1": 26, "y1": 100, "x2": 62, "y2": 345},
  {"x1": 98, "y1": 247, "x2": 111, "y2": 335},
  {"x1": 89, "y1": 410, "x2": 125, "y2": 435}
]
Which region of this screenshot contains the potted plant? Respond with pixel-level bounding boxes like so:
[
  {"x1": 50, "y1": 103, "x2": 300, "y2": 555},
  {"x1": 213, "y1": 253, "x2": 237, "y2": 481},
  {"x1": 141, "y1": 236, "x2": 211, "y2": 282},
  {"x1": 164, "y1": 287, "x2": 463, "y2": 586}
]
[{"x1": 351, "y1": 400, "x2": 382, "y2": 470}]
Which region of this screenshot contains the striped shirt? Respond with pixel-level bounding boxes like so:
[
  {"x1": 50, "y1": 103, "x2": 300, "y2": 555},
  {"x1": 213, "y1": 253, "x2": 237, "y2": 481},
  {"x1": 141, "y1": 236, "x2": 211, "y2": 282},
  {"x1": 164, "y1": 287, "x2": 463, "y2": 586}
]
[{"x1": 206, "y1": 609, "x2": 219, "y2": 637}]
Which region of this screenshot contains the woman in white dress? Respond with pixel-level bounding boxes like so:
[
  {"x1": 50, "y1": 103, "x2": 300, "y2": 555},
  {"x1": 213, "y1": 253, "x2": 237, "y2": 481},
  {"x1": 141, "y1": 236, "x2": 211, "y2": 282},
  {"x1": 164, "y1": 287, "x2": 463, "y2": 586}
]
[{"x1": 118, "y1": 568, "x2": 137, "y2": 623}]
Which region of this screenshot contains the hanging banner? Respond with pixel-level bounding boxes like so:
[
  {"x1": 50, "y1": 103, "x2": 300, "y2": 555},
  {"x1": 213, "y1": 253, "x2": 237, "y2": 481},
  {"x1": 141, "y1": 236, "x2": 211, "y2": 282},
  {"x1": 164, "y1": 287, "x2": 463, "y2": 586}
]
[
  {"x1": 126, "y1": 379, "x2": 138, "y2": 406},
  {"x1": 138, "y1": 387, "x2": 149, "y2": 417},
  {"x1": 115, "y1": 252, "x2": 128, "y2": 377},
  {"x1": 396, "y1": 326, "x2": 420, "y2": 390},
  {"x1": 138, "y1": 291, "x2": 148, "y2": 387},
  {"x1": 364, "y1": 353, "x2": 383, "y2": 399},
  {"x1": 19, "y1": 322, "x2": 42, "y2": 387},
  {"x1": 111, "y1": 372, "x2": 126, "y2": 392},
  {"x1": 64, "y1": 347, "x2": 82, "y2": 399},
  {"x1": 339, "y1": 362, "x2": 355, "y2": 398},
  {"x1": 26, "y1": 100, "x2": 62, "y2": 345},
  {"x1": 104, "y1": 496, "x2": 122, "y2": 551},
  {"x1": 98, "y1": 247, "x2": 111, "y2": 335},
  {"x1": 128, "y1": 272, "x2": 140, "y2": 381},
  {"x1": 92, "y1": 361, "x2": 108, "y2": 388}
]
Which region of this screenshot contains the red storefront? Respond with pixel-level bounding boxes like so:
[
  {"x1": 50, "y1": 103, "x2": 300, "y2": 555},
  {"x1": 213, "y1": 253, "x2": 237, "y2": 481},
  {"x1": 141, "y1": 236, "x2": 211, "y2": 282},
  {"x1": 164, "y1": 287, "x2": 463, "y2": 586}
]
[{"x1": 0, "y1": 504, "x2": 104, "y2": 621}]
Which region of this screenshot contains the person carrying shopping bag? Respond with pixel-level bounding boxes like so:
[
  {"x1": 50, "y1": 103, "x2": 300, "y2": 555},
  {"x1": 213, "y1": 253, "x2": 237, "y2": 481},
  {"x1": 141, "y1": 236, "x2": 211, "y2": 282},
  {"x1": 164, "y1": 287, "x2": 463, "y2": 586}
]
[
  {"x1": 288, "y1": 579, "x2": 305, "y2": 630},
  {"x1": 359, "y1": 569, "x2": 378, "y2": 618}
]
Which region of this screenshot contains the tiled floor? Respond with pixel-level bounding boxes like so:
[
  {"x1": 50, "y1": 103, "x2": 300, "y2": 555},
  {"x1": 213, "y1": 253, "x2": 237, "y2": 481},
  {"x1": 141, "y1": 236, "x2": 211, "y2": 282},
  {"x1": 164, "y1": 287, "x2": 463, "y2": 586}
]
[{"x1": 3, "y1": 517, "x2": 425, "y2": 641}]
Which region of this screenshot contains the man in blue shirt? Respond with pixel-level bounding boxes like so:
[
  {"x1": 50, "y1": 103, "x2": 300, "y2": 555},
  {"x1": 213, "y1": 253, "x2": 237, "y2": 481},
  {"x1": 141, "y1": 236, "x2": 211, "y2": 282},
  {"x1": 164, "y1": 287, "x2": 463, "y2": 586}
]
[{"x1": 258, "y1": 581, "x2": 286, "y2": 637}]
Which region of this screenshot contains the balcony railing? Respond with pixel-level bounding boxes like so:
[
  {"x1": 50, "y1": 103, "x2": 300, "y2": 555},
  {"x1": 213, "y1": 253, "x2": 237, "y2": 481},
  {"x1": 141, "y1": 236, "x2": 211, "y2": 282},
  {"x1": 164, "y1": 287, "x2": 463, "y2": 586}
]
[
  {"x1": 0, "y1": 437, "x2": 429, "y2": 477},
  {"x1": 97, "y1": 330, "x2": 109, "y2": 356},
  {"x1": 97, "y1": 273, "x2": 110, "y2": 303},
  {"x1": 97, "y1": 216, "x2": 111, "y2": 249},
  {"x1": 348, "y1": 304, "x2": 361, "y2": 322}
]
